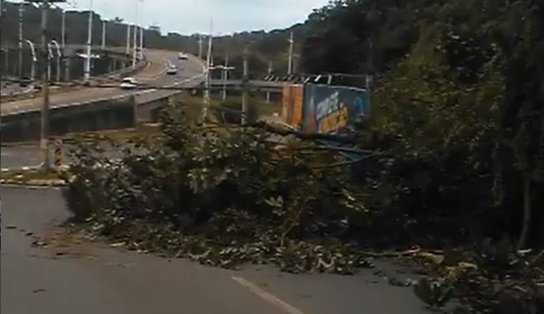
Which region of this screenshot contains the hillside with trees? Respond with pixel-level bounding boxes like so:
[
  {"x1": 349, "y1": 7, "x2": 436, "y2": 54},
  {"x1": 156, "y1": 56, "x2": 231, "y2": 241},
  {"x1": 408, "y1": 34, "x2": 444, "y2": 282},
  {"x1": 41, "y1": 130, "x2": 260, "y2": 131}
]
[{"x1": 0, "y1": 1, "x2": 306, "y2": 79}]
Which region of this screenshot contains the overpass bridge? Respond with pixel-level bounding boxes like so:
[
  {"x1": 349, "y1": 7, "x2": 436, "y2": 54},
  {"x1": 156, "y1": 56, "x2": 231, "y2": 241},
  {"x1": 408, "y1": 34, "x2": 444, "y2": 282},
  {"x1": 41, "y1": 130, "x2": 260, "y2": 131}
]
[{"x1": 0, "y1": 46, "x2": 316, "y2": 143}]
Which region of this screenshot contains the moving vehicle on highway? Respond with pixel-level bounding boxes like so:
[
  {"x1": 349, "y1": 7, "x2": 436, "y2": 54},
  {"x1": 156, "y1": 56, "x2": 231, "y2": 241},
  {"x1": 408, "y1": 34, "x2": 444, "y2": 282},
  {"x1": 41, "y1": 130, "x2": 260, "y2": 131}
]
[
  {"x1": 178, "y1": 52, "x2": 188, "y2": 60},
  {"x1": 120, "y1": 77, "x2": 138, "y2": 89},
  {"x1": 167, "y1": 64, "x2": 178, "y2": 75}
]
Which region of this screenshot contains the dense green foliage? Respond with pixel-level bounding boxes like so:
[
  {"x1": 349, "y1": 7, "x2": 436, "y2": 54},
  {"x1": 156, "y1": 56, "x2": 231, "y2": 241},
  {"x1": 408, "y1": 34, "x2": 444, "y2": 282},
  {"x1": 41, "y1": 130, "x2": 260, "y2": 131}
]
[
  {"x1": 302, "y1": 0, "x2": 544, "y2": 248},
  {"x1": 298, "y1": 0, "x2": 544, "y2": 311}
]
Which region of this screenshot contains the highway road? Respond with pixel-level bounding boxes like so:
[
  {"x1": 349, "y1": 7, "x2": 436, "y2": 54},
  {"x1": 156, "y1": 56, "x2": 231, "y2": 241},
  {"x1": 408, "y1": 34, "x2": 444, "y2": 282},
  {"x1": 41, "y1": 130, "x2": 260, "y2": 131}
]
[
  {"x1": 0, "y1": 49, "x2": 205, "y2": 116},
  {"x1": 1, "y1": 186, "x2": 431, "y2": 314}
]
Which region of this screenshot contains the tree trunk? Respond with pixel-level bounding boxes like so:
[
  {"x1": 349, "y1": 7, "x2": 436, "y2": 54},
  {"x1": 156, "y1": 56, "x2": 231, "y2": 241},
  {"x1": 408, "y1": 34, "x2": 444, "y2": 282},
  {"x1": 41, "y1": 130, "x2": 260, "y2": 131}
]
[{"x1": 517, "y1": 174, "x2": 531, "y2": 250}]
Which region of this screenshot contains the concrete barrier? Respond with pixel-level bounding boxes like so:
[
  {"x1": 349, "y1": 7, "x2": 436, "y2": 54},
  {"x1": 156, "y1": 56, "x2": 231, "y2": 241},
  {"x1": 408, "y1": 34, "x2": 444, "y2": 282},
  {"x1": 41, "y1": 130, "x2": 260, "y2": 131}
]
[
  {"x1": 1, "y1": 95, "x2": 136, "y2": 142},
  {"x1": 0, "y1": 86, "x2": 184, "y2": 143}
]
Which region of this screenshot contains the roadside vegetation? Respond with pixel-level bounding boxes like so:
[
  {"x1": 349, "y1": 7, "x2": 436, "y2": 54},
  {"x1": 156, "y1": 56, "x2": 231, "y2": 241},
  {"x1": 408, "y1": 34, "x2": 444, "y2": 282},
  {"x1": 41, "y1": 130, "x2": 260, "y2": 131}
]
[
  {"x1": 0, "y1": 168, "x2": 66, "y2": 186},
  {"x1": 59, "y1": 0, "x2": 544, "y2": 313}
]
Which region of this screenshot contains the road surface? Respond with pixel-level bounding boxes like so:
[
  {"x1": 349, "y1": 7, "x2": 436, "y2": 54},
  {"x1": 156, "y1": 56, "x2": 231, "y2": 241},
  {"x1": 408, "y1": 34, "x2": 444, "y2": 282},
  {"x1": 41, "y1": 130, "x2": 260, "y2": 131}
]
[
  {"x1": 0, "y1": 186, "x2": 430, "y2": 314},
  {"x1": 0, "y1": 49, "x2": 205, "y2": 116}
]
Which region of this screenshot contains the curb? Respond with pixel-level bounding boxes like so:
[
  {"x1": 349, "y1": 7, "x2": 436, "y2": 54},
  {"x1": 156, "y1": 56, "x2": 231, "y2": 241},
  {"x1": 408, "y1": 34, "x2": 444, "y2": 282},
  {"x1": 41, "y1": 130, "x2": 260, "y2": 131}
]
[
  {"x1": 1, "y1": 166, "x2": 41, "y2": 172},
  {"x1": 0, "y1": 178, "x2": 68, "y2": 187}
]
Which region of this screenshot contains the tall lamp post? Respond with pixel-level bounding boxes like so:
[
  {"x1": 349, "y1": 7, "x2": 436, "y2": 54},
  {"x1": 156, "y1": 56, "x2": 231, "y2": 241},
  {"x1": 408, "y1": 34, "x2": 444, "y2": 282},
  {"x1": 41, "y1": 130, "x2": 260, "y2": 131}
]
[
  {"x1": 29, "y1": 0, "x2": 68, "y2": 170},
  {"x1": 101, "y1": 20, "x2": 106, "y2": 50},
  {"x1": 138, "y1": 0, "x2": 144, "y2": 60},
  {"x1": 18, "y1": 2, "x2": 24, "y2": 79},
  {"x1": 25, "y1": 39, "x2": 37, "y2": 81},
  {"x1": 61, "y1": 8, "x2": 66, "y2": 48},
  {"x1": 50, "y1": 40, "x2": 61, "y2": 81},
  {"x1": 84, "y1": 0, "x2": 93, "y2": 82}
]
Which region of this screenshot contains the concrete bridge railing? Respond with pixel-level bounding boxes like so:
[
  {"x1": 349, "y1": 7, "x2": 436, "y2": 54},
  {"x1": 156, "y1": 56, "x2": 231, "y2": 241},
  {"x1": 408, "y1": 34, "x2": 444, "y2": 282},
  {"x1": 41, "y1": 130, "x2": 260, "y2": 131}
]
[{"x1": 0, "y1": 48, "x2": 147, "y2": 103}]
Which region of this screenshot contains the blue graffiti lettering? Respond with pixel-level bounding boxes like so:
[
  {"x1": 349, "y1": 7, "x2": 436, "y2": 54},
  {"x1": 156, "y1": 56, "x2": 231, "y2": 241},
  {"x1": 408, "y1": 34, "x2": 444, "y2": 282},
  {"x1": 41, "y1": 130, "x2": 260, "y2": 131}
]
[{"x1": 315, "y1": 91, "x2": 340, "y2": 121}]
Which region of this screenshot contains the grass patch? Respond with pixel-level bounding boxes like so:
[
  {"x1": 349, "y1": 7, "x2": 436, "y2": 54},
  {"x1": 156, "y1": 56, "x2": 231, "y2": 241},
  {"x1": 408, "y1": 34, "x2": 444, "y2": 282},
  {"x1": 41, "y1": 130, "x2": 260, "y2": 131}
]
[
  {"x1": 0, "y1": 168, "x2": 66, "y2": 184},
  {"x1": 1, "y1": 124, "x2": 162, "y2": 147},
  {"x1": 64, "y1": 124, "x2": 161, "y2": 142}
]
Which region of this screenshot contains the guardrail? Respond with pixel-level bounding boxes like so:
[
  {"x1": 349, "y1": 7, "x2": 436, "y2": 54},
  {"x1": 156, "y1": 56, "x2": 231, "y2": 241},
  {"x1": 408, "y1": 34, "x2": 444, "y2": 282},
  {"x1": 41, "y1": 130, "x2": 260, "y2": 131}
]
[{"x1": 0, "y1": 59, "x2": 147, "y2": 103}]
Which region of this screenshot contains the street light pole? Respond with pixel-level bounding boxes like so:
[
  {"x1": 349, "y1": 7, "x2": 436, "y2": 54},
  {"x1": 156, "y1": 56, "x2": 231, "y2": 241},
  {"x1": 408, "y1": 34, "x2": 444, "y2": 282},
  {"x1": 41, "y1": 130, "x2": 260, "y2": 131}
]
[
  {"x1": 25, "y1": 40, "x2": 37, "y2": 81},
  {"x1": 18, "y1": 3, "x2": 23, "y2": 79},
  {"x1": 84, "y1": 0, "x2": 93, "y2": 82},
  {"x1": 47, "y1": 44, "x2": 53, "y2": 81},
  {"x1": 101, "y1": 20, "x2": 106, "y2": 50},
  {"x1": 132, "y1": 23, "x2": 137, "y2": 67},
  {"x1": 198, "y1": 34, "x2": 203, "y2": 59},
  {"x1": 126, "y1": 24, "x2": 131, "y2": 54},
  {"x1": 138, "y1": 0, "x2": 144, "y2": 60},
  {"x1": 132, "y1": 0, "x2": 139, "y2": 67},
  {"x1": 61, "y1": 9, "x2": 65, "y2": 48},
  {"x1": 50, "y1": 40, "x2": 61, "y2": 82}
]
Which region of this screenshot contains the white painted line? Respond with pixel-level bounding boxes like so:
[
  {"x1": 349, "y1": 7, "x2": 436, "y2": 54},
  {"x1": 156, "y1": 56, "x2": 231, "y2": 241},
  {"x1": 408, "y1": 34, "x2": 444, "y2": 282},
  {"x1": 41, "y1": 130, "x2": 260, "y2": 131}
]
[
  {"x1": 0, "y1": 184, "x2": 64, "y2": 190},
  {"x1": 231, "y1": 276, "x2": 305, "y2": 314}
]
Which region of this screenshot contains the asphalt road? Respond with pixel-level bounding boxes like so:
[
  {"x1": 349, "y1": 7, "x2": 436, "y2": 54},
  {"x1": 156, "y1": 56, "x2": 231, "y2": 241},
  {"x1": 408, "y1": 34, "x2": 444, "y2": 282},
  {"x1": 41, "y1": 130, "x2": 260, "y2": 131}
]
[
  {"x1": 0, "y1": 49, "x2": 205, "y2": 116},
  {"x1": 0, "y1": 186, "x2": 431, "y2": 314}
]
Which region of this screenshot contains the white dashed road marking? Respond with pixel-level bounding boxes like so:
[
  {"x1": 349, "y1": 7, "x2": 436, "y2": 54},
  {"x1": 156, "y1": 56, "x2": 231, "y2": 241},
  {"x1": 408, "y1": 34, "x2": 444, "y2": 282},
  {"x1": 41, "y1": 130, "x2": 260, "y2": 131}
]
[{"x1": 231, "y1": 276, "x2": 305, "y2": 314}]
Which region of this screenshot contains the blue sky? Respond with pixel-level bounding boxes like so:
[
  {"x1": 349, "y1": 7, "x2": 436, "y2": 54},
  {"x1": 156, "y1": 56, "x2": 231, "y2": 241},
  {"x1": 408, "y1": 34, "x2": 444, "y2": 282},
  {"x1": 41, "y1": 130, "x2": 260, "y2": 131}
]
[{"x1": 62, "y1": 0, "x2": 330, "y2": 34}]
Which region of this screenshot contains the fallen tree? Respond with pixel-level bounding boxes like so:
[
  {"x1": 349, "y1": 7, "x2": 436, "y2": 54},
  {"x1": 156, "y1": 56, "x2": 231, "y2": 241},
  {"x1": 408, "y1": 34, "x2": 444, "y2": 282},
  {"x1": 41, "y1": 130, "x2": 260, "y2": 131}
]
[{"x1": 63, "y1": 102, "x2": 379, "y2": 274}]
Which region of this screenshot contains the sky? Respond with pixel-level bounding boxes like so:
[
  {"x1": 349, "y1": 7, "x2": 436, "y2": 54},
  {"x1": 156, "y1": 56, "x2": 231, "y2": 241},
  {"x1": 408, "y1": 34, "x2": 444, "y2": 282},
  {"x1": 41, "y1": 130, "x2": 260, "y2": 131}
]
[{"x1": 60, "y1": 0, "x2": 330, "y2": 35}]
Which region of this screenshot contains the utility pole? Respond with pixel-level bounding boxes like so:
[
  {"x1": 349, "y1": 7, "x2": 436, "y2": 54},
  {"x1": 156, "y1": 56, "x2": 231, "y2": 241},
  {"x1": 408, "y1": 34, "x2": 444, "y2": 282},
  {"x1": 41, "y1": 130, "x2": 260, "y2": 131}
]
[
  {"x1": 101, "y1": 20, "x2": 106, "y2": 50},
  {"x1": 266, "y1": 61, "x2": 272, "y2": 103},
  {"x1": 40, "y1": 0, "x2": 51, "y2": 170},
  {"x1": 222, "y1": 54, "x2": 228, "y2": 101},
  {"x1": 18, "y1": 2, "x2": 23, "y2": 79},
  {"x1": 287, "y1": 31, "x2": 294, "y2": 76},
  {"x1": 132, "y1": 24, "x2": 137, "y2": 67},
  {"x1": 202, "y1": 18, "x2": 213, "y2": 122},
  {"x1": 84, "y1": 0, "x2": 93, "y2": 82},
  {"x1": 241, "y1": 45, "x2": 249, "y2": 126}
]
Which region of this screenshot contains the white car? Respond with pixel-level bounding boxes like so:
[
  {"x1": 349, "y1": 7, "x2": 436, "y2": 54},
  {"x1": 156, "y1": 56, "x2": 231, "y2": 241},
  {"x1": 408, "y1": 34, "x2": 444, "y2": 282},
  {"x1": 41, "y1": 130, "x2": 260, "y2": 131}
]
[
  {"x1": 167, "y1": 65, "x2": 178, "y2": 75},
  {"x1": 120, "y1": 77, "x2": 138, "y2": 89},
  {"x1": 178, "y1": 52, "x2": 188, "y2": 60}
]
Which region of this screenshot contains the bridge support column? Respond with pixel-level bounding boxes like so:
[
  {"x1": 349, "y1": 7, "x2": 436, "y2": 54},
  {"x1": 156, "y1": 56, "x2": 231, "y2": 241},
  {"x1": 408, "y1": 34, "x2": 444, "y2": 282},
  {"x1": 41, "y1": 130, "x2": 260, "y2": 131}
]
[
  {"x1": 64, "y1": 57, "x2": 71, "y2": 82},
  {"x1": 131, "y1": 95, "x2": 138, "y2": 126}
]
